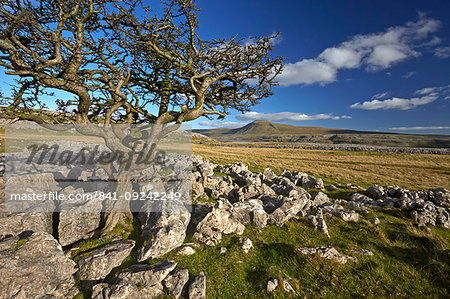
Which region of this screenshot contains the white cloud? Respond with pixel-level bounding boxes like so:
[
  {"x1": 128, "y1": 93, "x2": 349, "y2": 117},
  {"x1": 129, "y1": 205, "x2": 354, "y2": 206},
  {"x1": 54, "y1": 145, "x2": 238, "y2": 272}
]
[
  {"x1": 365, "y1": 44, "x2": 411, "y2": 70},
  {"x1": 434, "y1": 46, "x2": 450, "y2": 59},
  {"x1": 402, "y1": 71, "x2": 417, "y2": 79},
  {"x1": 278, "y1": 59, "x2": 337, "y2": 86},
  {"x1": 414, "y1": 85, "x2": 450, "y2": 95},
  {"x1": 235, "y1": 112, "x2": 351, "y2": 122},
  {"x1": 414, "y1": 87, "x2": 438, "y2": 95},
  {"x1": 421, "y1": 36, "x2": 442, "y2": 47},
  {"x1": 389, "y1": 126, "x2": 450, "y2": 130},
  {"x1": 318, "y1": 47, "x2": 362, "y2": 69},
  {"x1": 371, "y1": 92, "x2": 390, "y2": 100},
  {"x1": 350, "y1": 85, "x2": 450, "y2": 110},
  {"x1": 350, "y1": 95, "x2": 438, "y2": 110},
  {"x1": 198, "y1": 121, "x2": 247, "y2": 129},
  {"x1": 277, "y1": 15, "x2": 441, "y2": 86}
]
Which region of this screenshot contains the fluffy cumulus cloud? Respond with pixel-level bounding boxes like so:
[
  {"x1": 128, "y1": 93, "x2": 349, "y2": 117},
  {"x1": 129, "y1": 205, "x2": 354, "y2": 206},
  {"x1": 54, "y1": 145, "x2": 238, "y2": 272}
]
[
  {"x1": 389, "y1": 126, "x2": 450, "y2": 130},
  {"x1": 198, "y1": 121, "x2": 247, "y2": 129},
  {"x1": 235, "y1": 112, "x2": 351, "y2": 122},
  {"x1": 279, "y1": 59, "x2": 337, "y2": 85},
  {"x1": 350, "y1": 85, "x2": 450, "y2": 110},
  {"x1": 277, "y1": 15, "x2": 441, "y2": 86}
]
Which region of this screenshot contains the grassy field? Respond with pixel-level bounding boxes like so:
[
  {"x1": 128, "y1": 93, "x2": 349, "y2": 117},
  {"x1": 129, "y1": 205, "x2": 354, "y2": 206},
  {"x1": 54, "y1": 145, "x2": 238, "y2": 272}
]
[
  {"x1": 161, "y1": 209, "x2": 449, "y2": 298},
  {"x1": 193, "y1": 143, "x2": 450, "y2": 190},
  {"x1": 2, "y1": 132, "x2": 449, "y2": 298},
  {"x1": 169, "y1": 143, "x2": 449, "y2": 298}
]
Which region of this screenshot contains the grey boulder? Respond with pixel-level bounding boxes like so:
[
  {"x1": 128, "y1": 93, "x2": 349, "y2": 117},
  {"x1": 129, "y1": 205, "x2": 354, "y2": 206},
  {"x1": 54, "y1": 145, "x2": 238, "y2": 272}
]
[
  {"x1": 76, "y1": 239, "x2": 135, "y2": 282},
  {"x1": 194, "y1": 199, "x2": 245, "y2": 246},
  {"x1": 93, "y1": 260, "x2": 177, "y2": 299},
  {"x1": 189, "y1": 271, "x2": 207, "y2": 299},
  {"x1": 163, "y1": 269, "x2": 190, "y2": 298},
  {"x1": 0, "y1": 231, "x2": 78, "y2": 299}
]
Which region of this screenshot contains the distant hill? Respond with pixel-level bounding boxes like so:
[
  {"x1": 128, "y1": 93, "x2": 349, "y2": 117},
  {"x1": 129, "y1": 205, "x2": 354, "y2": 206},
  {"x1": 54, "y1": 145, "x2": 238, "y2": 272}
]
[{"x1": 193, "y1": 120, "x2": 450, "y2": 148}]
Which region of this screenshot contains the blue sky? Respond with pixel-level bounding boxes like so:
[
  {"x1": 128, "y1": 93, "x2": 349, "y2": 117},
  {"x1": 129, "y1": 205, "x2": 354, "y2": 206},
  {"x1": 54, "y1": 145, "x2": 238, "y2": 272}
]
[
  {"x1": 1, "y1": 1, "x2": 449, "y2": 134},
  {"x1": 192, "y1": 0, "x2": 450, "y2": 134}
]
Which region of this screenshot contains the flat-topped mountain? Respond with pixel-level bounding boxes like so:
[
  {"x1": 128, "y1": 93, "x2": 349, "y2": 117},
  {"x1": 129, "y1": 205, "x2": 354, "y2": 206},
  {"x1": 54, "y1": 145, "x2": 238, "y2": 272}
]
[
  {"x1": 193, "y1": 120, "x2": 450, "y2": 148},
  {"x1": 222, "y1": 120, "x2": 362, "y2": 135}
]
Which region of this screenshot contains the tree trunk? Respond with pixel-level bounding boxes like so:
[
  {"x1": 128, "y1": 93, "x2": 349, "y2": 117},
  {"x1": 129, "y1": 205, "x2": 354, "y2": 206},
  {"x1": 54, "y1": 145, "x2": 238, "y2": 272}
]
[{"x1": 101, "y1": 169, "x2": 134, "y2": 233}]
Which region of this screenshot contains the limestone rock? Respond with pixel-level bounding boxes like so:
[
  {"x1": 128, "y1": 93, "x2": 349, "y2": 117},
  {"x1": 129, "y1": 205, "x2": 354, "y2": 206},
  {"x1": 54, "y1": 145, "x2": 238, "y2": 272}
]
[
  {"x1": 428, "y1": 188, "x2": 450, "y2": 208},
  {"x1": 76, "y1": 239, "x2": 135, "y2": 282},
  {"x1": 232, "y1": 199, "x2": 269, "y2": 228},
  {"x1": 238, "y1": 237, "x2": 253, "y2": 253},
  {"x1": 163, "y1": 269, "x2": 189, "y2": 299},
  {"x1": 308, "y1": 209, "x2": 330, "y2": 237},
  {"x1": 0, "y1": 232, "x2": 78, "y2": 299},
  {"x1": 311, "y1": 192, "x2": 330, "y2": 207},
  {"x1": 188, "y1": 271, "x2": 207, "y2": 299},
  {"x1": 58, "y1": 197, "x2": 102, "y2": 246},
  {"x1": 194, "y1": 199, "x2": 245, "y2": 246},
  {"x1": 300, "y1": 175, "x2": 324, "y2": 189},
  {"x1": 282, "y1": 278, "x2": 296, "y2": 293},
  {"x1": 351, "y1": 248, "x2": 374, "y2": 256},
  {"x1": 93, "y1": 260, "x2": 177, "y2": 299},
  {"x1": 177, "y1": 246, "x2": 196, "y2": 256},
  {"x1": 297, "y1": 246, "x2": 347, "y2": 264},
  {"x1": 0, "y1": 211, "x2": 52, "y2": 236},
  {"x1": 197, "y1": 161, "x2": 214, "y2": 178},
  {"x1": 367, "y1": 184, "x2": 386, "y2": 199},
  {"x1": 138, "y1": 201, "x2": 191, "y2": 261},
  {"x1": 268, "y1": 195, "x2": 310, "y2": 227},
  {"x1": 266, "y1": 278, "x2": 295, "y2": 294},
  {"x1": 321, "y1": 203, "x2": 359, "y2": 222},
  {"x1": 410, "y1": 202, "x2": 450, "y2": 228},
  {"x1": 266, "y1": 278, "x2": 278, "y2": 294},
  {"x1": 263, "y1": 167, "x2": 277, "y2": 182}
]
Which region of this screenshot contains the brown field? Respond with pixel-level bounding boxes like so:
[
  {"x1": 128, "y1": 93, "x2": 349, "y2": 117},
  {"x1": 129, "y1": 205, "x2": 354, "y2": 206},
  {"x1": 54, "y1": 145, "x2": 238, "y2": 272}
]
[{"x1": 193, "y1": 143, "x2": 450, "y2": 190}]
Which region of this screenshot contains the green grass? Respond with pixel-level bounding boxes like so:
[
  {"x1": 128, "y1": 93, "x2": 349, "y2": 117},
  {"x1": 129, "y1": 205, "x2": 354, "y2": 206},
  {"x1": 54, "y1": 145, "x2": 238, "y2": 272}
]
[
  {"x1": 2, "y1": 126, "x2": 448, "y2": 298},
  {"x1": 70, "y1": 237, "x2": 115, "y2": 260},
  {"x1": 156, "y1": 208, "x2": 449, "y2": 298}
]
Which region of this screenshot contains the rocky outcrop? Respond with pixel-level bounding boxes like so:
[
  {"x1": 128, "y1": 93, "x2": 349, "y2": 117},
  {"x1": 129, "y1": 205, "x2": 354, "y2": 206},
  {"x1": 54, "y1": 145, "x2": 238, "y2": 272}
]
[
  {"x1": 410, "y1": 202, "x2": 450, "y2": 228},
  {"x1": 76, "y1": 239, "x2": 135, "y2": 283},
  {"x1": 268, "y1": 196, "x2": 311, "y2": 227},
  {"x1": 58, "y1": 194, "x2": 103, "y2": 246},
  {"x1": 0, "y1": 231, "x2": 78, "y2": 299},
  {"x1": 163, "y1": 269, "x2": 190, "y2": 298},
  {"x1": 138, "y1": 201, "x2": 191, "y2": 261},
  {"x1": 93, "y1": 260, "x2": 177, "y2": 299},
  {"x1": 308, "y1": 208, "x2": 330, "y2": 237},
  {"x1": 348, "y1": 186, "x2": 450, "y2": 228},
  {"x1": 188, "y1": 271, "x2": 207, "y2": 299},
  {"x1": 232, "y1": 199, "x2": 269, "y2": 228},
  {"x1": 194, "y1": 199, "x2": 245, "y2": 246},
  {"x1": 0, "y1": 211, "x2": 52, "y2": 236},
  {"x1": 321, "y1": 203, "x2": 359, "y2": 222}
]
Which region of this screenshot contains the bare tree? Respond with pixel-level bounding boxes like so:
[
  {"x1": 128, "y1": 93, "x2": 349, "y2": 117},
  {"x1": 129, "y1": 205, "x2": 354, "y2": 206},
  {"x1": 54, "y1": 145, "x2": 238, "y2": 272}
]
[{"x1": 0, "y1": 0, "x2": 282, "y2": 231}]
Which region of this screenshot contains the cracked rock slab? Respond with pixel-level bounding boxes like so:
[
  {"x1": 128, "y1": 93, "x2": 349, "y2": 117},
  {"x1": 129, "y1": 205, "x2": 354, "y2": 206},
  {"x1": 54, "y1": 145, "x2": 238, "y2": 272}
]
[
  {"x1": 93, "y1": 260, "x2": 177, "y2": 299},
  {"x1": 163, "y1": 269, "x2": 189, "y2": 298},
  {"x1": 76, "y1": 239, "x2": 135, "y2": 281},
  {"x1": 0, "y1": 232, "x2": 78, "y2": 299}
]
